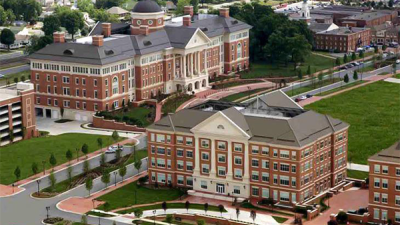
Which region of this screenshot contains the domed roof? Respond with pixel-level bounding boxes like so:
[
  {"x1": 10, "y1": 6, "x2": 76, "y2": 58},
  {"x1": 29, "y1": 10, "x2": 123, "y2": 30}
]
[{"x1": 132, "y1": 0, "x2": 162, "y2": 13}]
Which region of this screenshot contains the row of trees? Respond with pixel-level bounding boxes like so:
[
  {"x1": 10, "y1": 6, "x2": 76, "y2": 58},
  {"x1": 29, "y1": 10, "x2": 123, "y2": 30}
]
[{"x1": 0, "y1": 0, "x2": 42, "y2": 23}]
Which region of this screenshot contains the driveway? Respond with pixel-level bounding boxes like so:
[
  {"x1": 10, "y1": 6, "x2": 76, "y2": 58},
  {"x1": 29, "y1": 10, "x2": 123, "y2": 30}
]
[{"x1": 36, "y1": 117, "x2": 143, "y2": 139}]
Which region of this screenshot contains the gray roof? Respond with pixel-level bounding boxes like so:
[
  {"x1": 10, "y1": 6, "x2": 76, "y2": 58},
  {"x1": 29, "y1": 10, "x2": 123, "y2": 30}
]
[
  {"x1": 309, "y1": 22, "x2": 333, "y2": 33},
  {"x1": 318, "y1": 26, "x2": 369, "y2": 35},
  {"x1": 369, "y1": 141, "x2": 400, "y2": 164},
  {"x1": 89, "y1": 22, "x2": 131, "y2": 36},
  {"x1": 164, "y1": 26, "x2": 198, "y2": 48},
  {"x1": 130, "y1": 30, "x2": 172, "y2": 55},
  {"x1": 107, "y1": 6, "x2": 129, "y2": 15},
  {"x1": 251, "y1": 90, "x2": 302, "y2": 110},
  {"x1": 132, "y1": 0, "x2": 162, "y2": 13},
  {"x1": 190, "y1": 15, "x2": 252, "y2": 38},
  {"x1": 148, "y1": 103, "x2": 349, "y2": 148}
]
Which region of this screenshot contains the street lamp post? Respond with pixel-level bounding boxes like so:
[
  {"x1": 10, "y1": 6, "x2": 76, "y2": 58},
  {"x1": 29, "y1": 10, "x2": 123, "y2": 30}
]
[
  {"x1": 92, "y1": 199, "x2": 95, "y2": 209},
  {"x1": 45, "y1": 206, "x2": 50, "y2": 219},
  {"x1": 36, "y1": 180, "x2": 41, "y2": 196},
  {"x1": 12, "y1": 183, "x2": 15, "y2": 193},
  {"x1": 153, "y1": 210, "x2": 156, "y2": 225},
  {"x1": 98, "y1": 216, "x2": 101, "y2": 225},
  {"x1": 113, "y1": 171, "x2": 117, "y2": 186}
]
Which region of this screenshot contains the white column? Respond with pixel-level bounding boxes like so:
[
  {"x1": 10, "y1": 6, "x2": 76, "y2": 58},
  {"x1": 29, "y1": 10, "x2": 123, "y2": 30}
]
[
  {"x1": 197, "y1": 51, "x2": 201, "y2": 75},
  {"x1": 227, "y1": 141, "x2": 233, "y2": 178},
  {"x1": 243, "y1": 143, "x2": 250, "y2": 181},
  {"x1": 172, "y1": 54, "x2": 176, "y2": 79},
  {"x1": 183, "y1": 54, "x2": 187, "y2": 78},
  {"x1": 204, "y1": 50, "x2": 208, "y2": 74},
  {"x1": 210, "y1": 138, "x2": 216, "y2": 178},
  {"x1": 190, "y1": 53, "x2": 194, "y2": 77},
  {"x1": 193, "y1": 136, "x2": 200, "y2": 176}
]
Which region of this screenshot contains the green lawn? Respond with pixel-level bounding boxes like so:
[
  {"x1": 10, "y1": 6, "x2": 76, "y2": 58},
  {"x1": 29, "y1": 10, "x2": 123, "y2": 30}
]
[
  {"x1": 305, "y1": 81, "x2": 400, "y2": 164},
  {"x1": 96, "y1": 105, "x2": 154, "y2": 127},
  {"x1": 240, "y1": 53, "x2": 335, "y2": 79},
  {"x1": 347, "y1": 169, "x2": 369, "y2": 180},
  {"x1": 162, "y1": 94, "x2": 194, "y2": 114},
  {"x1": 0, "y1": 133, "x2": 119, "y2": 185},
  {"x1": 286, "y1": 78, "x2": 340, "y2": 97},
  {"x1": 220, "y1": 87, "x2": 268, "y2": 102},
  {"x1": 42, "y1": 150, "x2": 148, "y2": 194},
  {"x1": 118, "y1": 202, "x2": 227, "y2": 214},
  {"x1": 395, "y1": 73, "x2": 400, "y2": 79},
  {"x1": 96, "y1": 182, "x2": 185, "y2": 211},
  {"x1": 273, "y1": 216, "x2": 289, "y2": 223},
  {"x1": 315, "y1": 80, "x2": 365, "y2": 96},
  {"x1": 0, "y1": 70, "x2": 30, "y2": 86}
]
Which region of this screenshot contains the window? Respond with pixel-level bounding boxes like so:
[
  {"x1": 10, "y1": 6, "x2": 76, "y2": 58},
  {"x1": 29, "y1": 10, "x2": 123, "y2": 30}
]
[
  {"x1": 177, "y1": 136, "x2": 184, "y2": 144},
  {"x1": 234, "y1": 144, "x2": 242, "y2": 152},
  {"x1": 292, "y1": 165, "x2": 297, "y2": 173},
  {"x1": 251, "y1": 159, "x2": 259, "y2": 167},
  {"x1": 63, "y1": 76, "x2": 70, "y2": 84},
  {"x1": 177, "y1": 149, "x2": 184, "y2": 157},
  {"x1": 262, "y1": 173, "x2": 269, "y2": 182},
  {"x1": 186, "y1": 137, "x2": 193, "y2": 146},
  {"x1": 151, "y1": 158, "x2": 155, "y2": 167},
  {"x1": 374, "y1": 178, "x2": 380, "y2": 188},
  {"x1": 273, "y1": 174, "x2": 278, "y2": 184},
  {"x1": 63, "y1": 100, "x2": 70, "y2": 108},
  {"x1": 273, "y1": 162, "x2": 278, "y2": 171},
  {"x1": 382, "y1": 194, "x2": 388, "y2": 204},
  {"x1": 218, "y1": 154, "x2": 226, "y2": 163},
  {"x1": 201, "y1": 139, "x2": 210, "y2": 148},
  {"x1": 273, "y1": 149, "x2": 278, "y2": 157},
  {"x1": 261, "y1": 147, "x2": 269, "y2": 155},
  {"x1": 234, "y1": 169, "x2": 242, "y2": 178},
  {"x1": 177, "y1": 175, "x2": 184, "y2": 185},
  {"x1": 201, "y1": 180, "x2": 207, "y2": 189},
  {"x1": 396, "y1": 181, "x2": 400, "y2": 191},
  {"x1": 373, "y1": 209, "x2": 380, "y2": 220},
  {"x1": 218, "y1": 167, "x2": 226, "y2": 176},
  {"x1": 186, "y1": 162, "x2": 193, "y2": 171},
  {"x1": 251, "y1": 171, "x2": 259, "y2": 181},
  {"x1": 167, "y1": 159, "x2": 171, "y2": 168},
  {"x1": 382, "y1": 179, "x2": 388, "y2": 189},
  {"x1": 252, "y1": 187, "x2": 259, "y2": 196},
  {"x1": 234, "y1": 157, "x2": 242, "y2": 165},
  {"x1": 382, "y1": 166, "x2": 388, "y2": 174},
  {"x1": 233, "y1": 186, "x2": 241, "y2": 195},
  {"x1": 177, "y1": 161, "x2": 184, "y2": 170},
  {"x1": 112, "y1": 77, "x2": 119, "y2": 94},
  {"x1": 157, "y1": 147, "x2": 165, "y2": 155},
  {"x1": 237, "y1": 43, "x2": 242, "y2": 58},
  {"x1": 262, "y1": 160, "x2": 269, "y2": 169},
  {"x1": 202, "y1": 152, "x2": 209, "y2": 160},
  {"x1": 157, "y1": 159, "x2": 165, "y2": 168},
  {"x1": 395, "y1": 196, "x2": 400, "y2": 206},
  {"x1": 292, "y1": 177, "x2": 296, "y2": 187},
  {"x1": 374, "y1": 193, "x2": 380, "y2": 202},
  {"x1": 396, "y1": 212, "x2": 400, "y2": 223},
  {"x1": 280, "y1": 191, "x2": 290, "y2": 202},
  {"x1": 280, "y1": 164, "x2": 290, "y2": 172},
  {"x1": 280, "y1": 150, "x2": 290, "y2": 159},
  {"x1": 280, "y1": 176, "x2": 289, "y2": 186},
  {"x1": 217, "y1": 141, "x2": 226, "y2": 150},
  {"x1": 374, "y1": 165, "x2": 381, "y2": 173},
  {"x1": 202, "y1": 164, "x2": 209, "y2": 173},
  {"x1": 292, "y1": 151, "x2": 297, "y2": 160},
  {"x1": 396, "y1": 168, "x2": 400, "y2": 176},
  {"x1": 251, "y1": 146, "x2": 259, "y2": 154},
  {"x1": 156, "y1": 134, "x2": 165, "y2": 143},
  {"x1": 186, "y1": 150, "x2": 193, "y2": 158}
]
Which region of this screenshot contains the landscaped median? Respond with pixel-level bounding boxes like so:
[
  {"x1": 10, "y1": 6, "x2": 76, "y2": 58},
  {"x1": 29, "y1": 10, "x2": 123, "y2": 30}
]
[{"x1": 116, "y1": 202, "x2": 227, "y2": 214}]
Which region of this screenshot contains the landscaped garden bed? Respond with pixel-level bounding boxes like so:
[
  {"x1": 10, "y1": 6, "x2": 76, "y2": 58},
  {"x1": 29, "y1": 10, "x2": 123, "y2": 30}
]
[
  {"x1": 161, "y1": 94, "x2": 194, "y2": 114},
  {"x1": 117, "y1": 202, "x2": 227, "y2": 214},
  {"x1": 95, "y1": 104, "x2": 155, "y2": 127}
]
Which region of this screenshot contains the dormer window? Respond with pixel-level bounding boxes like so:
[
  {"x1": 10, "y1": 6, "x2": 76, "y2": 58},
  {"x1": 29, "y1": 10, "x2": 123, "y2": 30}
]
[
  {"x1": 217, "y1": 125, "x2": 224, "y2": 129},
  {"x1": 63, "y1": 49, "x2": 74, "y2": 55},
  {"x1": 104, "y1": 50, "x2": 114, "y2": 55}
]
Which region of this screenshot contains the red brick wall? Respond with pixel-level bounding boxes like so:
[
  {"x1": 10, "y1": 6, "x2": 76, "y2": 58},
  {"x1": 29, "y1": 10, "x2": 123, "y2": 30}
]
[{"x1": 92, "y1": 115, "x2": 146, "y2": 132}]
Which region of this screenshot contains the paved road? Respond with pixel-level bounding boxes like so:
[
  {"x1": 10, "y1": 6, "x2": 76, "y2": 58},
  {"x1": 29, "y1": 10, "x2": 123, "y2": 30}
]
[
  {"x1": 0, "y1": 64, "x2": 30, "y2": 75},
  {"x1": 0, "y1": 51, "x2": 25, "y2": 61},
  {"x1": 0, "y1": 135, "x2": 148, "y2": 225}
]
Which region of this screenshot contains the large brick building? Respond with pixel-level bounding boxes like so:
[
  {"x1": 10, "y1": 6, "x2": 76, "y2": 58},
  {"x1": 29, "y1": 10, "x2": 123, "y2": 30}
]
[
  {"x1": 0, "y1": 82, "x2": 37, "y2": 146},
  {"x1": 146, "y1": 90, "x2": 349, "y2": 205},
  {"x1": 28, "y1": 0, "x2": 251, "y2": 121},
  {"x1": 368, "y1": 141, "x2": 400, "y2": 224}
]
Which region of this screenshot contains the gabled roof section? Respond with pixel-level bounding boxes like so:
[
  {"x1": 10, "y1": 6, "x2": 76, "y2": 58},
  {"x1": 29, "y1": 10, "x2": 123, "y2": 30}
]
[
  {"x1": 250, "y1": 90, "x2": 303, "y2": 110},
  {"x1": 188, "y1": 15, "x2": 252, "y2": 38},
  {"x1": 130, "y1": 29, "x2": 172, "y2": 55},
  {"x1": 221, "y1": 107, "x2": 252, "y2": 137},
  {"x1": 89, "y1": 22, "x2": 131, "y2": 36},
  {"x1": 164, "y1": 26, "x2": 198, "y2": 48},
  {"x1": 369, "y1": 140, "x2": 400, "y2": 164}
]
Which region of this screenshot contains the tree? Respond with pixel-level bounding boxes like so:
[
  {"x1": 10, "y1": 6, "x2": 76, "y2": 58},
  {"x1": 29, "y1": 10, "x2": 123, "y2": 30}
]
[
  {"x1": 382, "y1": 45, "x2": 387, "y2": 51},
  {"x1": 204, "y1": 203, "x2": 208, "y2": 214},
  {"x1": 81, "y1": 215, "x2": 88, "y2": 225},
  {"x1": 97, "y1": 137, "x2": 103, "y2": 151},
  {"x1": 95, "y1": 0, "x2": 128, "y2": 8},
  {"x1": 218, "y1": 204, "x2": 224, "y2": 217},
  {"x1": 100, "y1": 153, "x2": 106, "y2": 166},
  {"x1": 60, "y1": 107, "x2": 64, "y2": 118},
  {"x1": 336, "y1": 211, "x2": 348, "y2": 224},
  {"x1": 119, "y1": 165, "x2": 127, "y2": 182},
  {"x1": 185, "y1": 201, "x2": 190, "y2": 212},
  {"x1": 67, "y1": 166, "x2": 73, "y2": 185},
  {"x1": 327, "y1": 219, "x2": 339, "y2": 225},
  {"x1": 344, "y1": 74, "x2": 349, "y2": 83},
  {"x1": 374, "y1": 46, "x2": 379, "y2": 53},
  {"x1": 134, "y1": 160, "x2": 142, "y2": 173},
  {"x1": 57, "y1": 8, "x2": 84, "y2": 40},
  {"x1": 25, "y1": 35, "x2": 53, "y2": 54},
  {"x1": 236, "y1": 208, "x2": 240, "y2": 220},
  {"x1": 133, "y1": 208, "x2": 143, "y2": 218},
  {"x1": 176, "y1": 0, "x2": 191, "y2": 15},
  {"x1": 66, "y1": 149, "x2": 73, "y2": 164},
  {"x1": 116, "y1": 148, "x2": 122, "y2": 161},
  {"x1": 353, "y1": 70, "x2": 358, "y2": 80},
  {"x1": 0, "y1": 29, "x2": 15, "y2": 51},
  {"x1": 297, "y1": 69, "x2": 303, "y2": 80},
  {"x1": 288, "y1": 34, "x2": 312, "y2": 70},
  {"x1": 351, "y1": 52, "x2": 356, "y2": 61},
  {"x1": 81, "y1": 143, "x2": 89, "y2": 157},
  {"x1": 101, "y1": 171, "x2": 110, "y2": 188},
  {"x1": 49, "y1": 171, "x2": 56, "y2": 191},
  {"x1": 161, "y1": 201, "x2": 167, "y2": 214},
  {"x1": 83, "y1": 159, "x2": 90, "y2": 175},
  {"x1": 307, "y1": 65, "x2": 311, "y2": 75},
  {"x1": 165, "y1": 214, "x2": 173, "y2": 224},
  {"x1": 359, "y1": 50, "x2": 364, "y2": 58},
  {"x1": 0, "y1": 6, "x2": 7, "y2": 26},
  {"x1": 42, "y1": 15, "x2": 61, "y2": 36},
  {"x1": 389, "y1": 0, "x2": 394, "y2": 7},
  {"x1": 197, "y1": 220, "x2": 205, "y2": 225},
  {"x1": 250, "y1": 210, "x2": 257, "y2": 224},
  {"x1": 85, "y1": 177, "x2": 93, "y2": 196},
  {"x1": 335, "y1": 57, "x2": 341, "y2": 66},
  {"x1": 111, "y1": 130, "x2": 119, "y2": 142},
  {"x1": 49, "y1": 153, "x2": 57, "y2": 170},
  {"x1": 343, "y1": 54, "x2": 348, "y2": 63},
  {"x1": 13, "y1": 77, "x2": 19, "y2": 84},
  {"x1": 31, "y1": 162, "x2": 39, "y2": 175},
  {"x1": 191, "y1": 0, "x2": 199, "y2": 14},
  {"x1": 92, "y1": 9, "x2": 119, "y2": 22},
  {"x1": 14, "y1": 166, "x2": 21, "y2": 181}
]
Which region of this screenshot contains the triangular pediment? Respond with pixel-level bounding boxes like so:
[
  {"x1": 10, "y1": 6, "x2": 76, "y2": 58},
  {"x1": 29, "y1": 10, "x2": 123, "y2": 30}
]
[{"x1": 185, "y1": 28, "x2": 211, "y2": 49}]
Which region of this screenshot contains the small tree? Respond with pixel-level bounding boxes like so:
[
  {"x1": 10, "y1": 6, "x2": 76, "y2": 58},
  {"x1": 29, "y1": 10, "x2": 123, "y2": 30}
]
[
  {"x1": 66, "y1": 149, "x2": 73, "y2": 165},
  {"x1": 14, "y1": 166, "x2": 21, "y2": 181},
  {"x1": 13, "y1": 77, "x2": 18, "y2": 83},
  {"x1": 85, "y1": 177, "x2": 93, "y2": 197},
  {"x1": 236, "y1": 208, "x2": 240, "y2": 220},
  {"x1": 97, "y1": 137, "x2": 103, "y2": 152},
  {"x1": 0, "y1": 29, "x2": 15, "y2": 51},
  {"x1": 83, "y1": 160, "x2": 90, "y2": 175},
  {"x1": 218, "y1": 204, "x2": 224, "y2": 217},
  {"x1": 116, "y1": 148, "x2": 122, "y2": 161},
  {"x1": 134, "y1": 160, "x2": 142, "y2": 173},
  {"x1": 165, "y1": 214, "x2": 173, "y2": 224},
  {"x1": 197, "y1": 219, "x2": 205, "y2": 225},
  {"x1": 359, "y1": 50, "x2": 364, "y2": 58},
  {"x1": 353, "y1": 70, "x2": 358, "y2": 80},
  {"x1": 374, "y1": 46, "x2": 378, "y2": 53},
  {"x1": 134, "y1": 208, "x2": 143, "y2": 218},
  {"x1": 67, "y1": 166, "x2": 73, "y2": 185},
  {"x1": 100, "y1": 153, "x2": 106, "y2": 166},
  {"x1": 351, "y1": 52, "x2": 356, "y2": 61},
  {"x1": 336, "y1": 211, "x2": 348, "y2": 224},
  {"x1": 49, "y1": 171, "x2": 56, "y2": 191},
  {"x1": 297, "y1": 69, "x2": 303, "y2": 80},
  {"x1": 103, "y1": 202, "x2": 110, "y2": 212},
  {"x1": 119, "y1": 165, "x2": 127, "y2": 182},
  {"x1": 204, "y1": 203, "x2": 209, "y2": 215},
  {"x1": 250, "y1": 210, "x2": 257, "y2": 224},
  {"x1": 101, "y1": 171, "x2": 110, "y2": 188},
  {"x1": 49, "y1": 153, "x2": 57, "y2": 170},
  {"x1": 81, "y1": 143, "x2": 89, "y2": 158},
  {"x1": 307, "y1": 65, "x2": 311, "y2": 75},
  {"x1": 60, "y1": 107, "x2": 64, "y2": 118},
  {"x1": 162, "y1": 201, "x2": 167, "y2": 214},
  {"x1": 31, "y1": 162, "x2": 39, "y2": 175},
  {"x1": 81, "y1": 215, "x2": 88, "y2": 225},
  {"x1": 344, "y1": 74, "x2": 349, "y2": 83},
  {"x1": 185, "y1": 201, "x2": 190, "y2": 212},
  {"x1": 382, "y1": 45, "x2": 387, "y2": 51},
  {"x1": 343, "y1": 54, "x2": 348, "y2": 63},
  {"x1": 111, "y1": 130, "x2": 119, "y2": 142},
  {"x1": 335, "y1": 57, "x2": 341, "y2": 66}
]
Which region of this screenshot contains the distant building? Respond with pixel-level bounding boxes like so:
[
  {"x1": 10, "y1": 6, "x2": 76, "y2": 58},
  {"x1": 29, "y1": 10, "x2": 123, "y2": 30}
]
[
  {"x1": 165, "y1": 1, "x2": 177, "y2": 11},
  {"x1": 106, "y1": 6, "x2": 130, "y2": 21},
  {"x1": 369, "y1": 21, "x2": 400, "y2": 45},
  {"x1": 368, "y1": 141, "x2": 400, "y2": 224},
  {"x1": 0, "y1": 83, "x2": 38, "y2": 146}
]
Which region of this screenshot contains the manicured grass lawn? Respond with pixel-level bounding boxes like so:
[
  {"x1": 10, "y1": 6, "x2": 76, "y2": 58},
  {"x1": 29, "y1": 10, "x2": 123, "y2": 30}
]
[
  {"x1": 0, "y1": 70, "x2": 30, "y2": 86},
  {"x1": 347, "y1": 169, "x2": 369, "y2": 180},
  {"x1": 305, "y1": 81, "x2": 400, "y2": 164},
  {"x1": 114, "y1": 106, "x2": 153, "y2": 127},
  {"x1": 118, "y1": 202, "x2": 227, "y2": 214},
  {"x1": 96, "y1": 182, "x2": 185, "y2": 211},
  {"x1": 395, "y1": 73, "x2": 400, "y2": 79},
  {"x1": 240, "y1": 53, "x2": 335, "y2": 79},
  {"x1": 316, "y1": 80, "x2": 365, "y2": 96},
  {"x1": 162, "y1": 94, "x2": 194, "y2": 114},
  {"x1": 96, "y1": 105, "x2": 154, "y2": 127},
  {"x1": 220, "y1": 87, "x2": 268, "y2": 102},
  {"x1": 0, "y1": 133, "x2": 119, "y2": 185},
  {"x1": 273, "y1": 216, "x2": 288, "y2": 223},
  {"x1": 285, "y1": 78, "x2": 340, "y2": 97}
]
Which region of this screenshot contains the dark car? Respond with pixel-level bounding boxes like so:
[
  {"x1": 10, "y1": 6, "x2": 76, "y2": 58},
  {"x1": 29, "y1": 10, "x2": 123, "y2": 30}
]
[{"x1": 306, "y1": 94, "x2": 313, "y2": 98}]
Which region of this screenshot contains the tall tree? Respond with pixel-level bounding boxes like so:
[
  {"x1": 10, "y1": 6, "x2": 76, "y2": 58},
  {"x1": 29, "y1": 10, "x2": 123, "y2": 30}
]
[
  {"x1": 66, "y1": 149, "x2": 73, "y2": 164},
  {"x1": 31, "y1": 162, "x2": 39, "y2": 175},
  {"x1": 112, "y1": 130, "x2": 119, "y2": 142},
  {"x1": 67, "y1": 166, "x2": 73, "y2": 185},
  {"x1": 49, "y1": 153, "x2": 57, "y2": 170},
  {"x1": 14, "y1": 166, "x2": 21, "y2": 181},
  {"x1": 344, "y1": 74, "x2": 349, "y2": 83},
  {"x1": 191, "y1": 0, "x2": 199, "y2": 14},
  {"x1": 81, "y1": 143, "x2": 89, "y2": 157},
  {"x1": 83, "y1": 159, "x2": 90, "y2": 175},
  {"x1": 134, "y1": 160, "x2": 142, "y2": 173},
  {"x1": 353, "y1": 70, "x2": 358, "y2": 80},
  {"x1": 42, "y1": 15, "x2": 61, "y2": 36},
  {"x1": 56, "y1": 8, "x2": 84, "y2": 40},
  {"x1": 101, "y1": 171, "x2": 110, "y2": 188},
  {"x1": 0, "y1": 29, "x2": 15, "y2": 51},
  {"x1": 176, "y1": 0, "x2": 191, "y2": 15},
  {"x1": 85, "y1": 177, "x2": 93, "y2": 196},
  {"x1": 49, "y1": 172, "x2": 57, "y2": 191},
  {"x1": 288, "y1": 34, "x2": 312, "y2": 70},
  {"x1": 343, "y1": 54, "x2": 348, "y2": 63},
  {"x1": 97, "y1": 137, "x2": 103, "y2": 151},
  {"x1": 119, "y1": 165, "x2": 127, "y2": 182}
]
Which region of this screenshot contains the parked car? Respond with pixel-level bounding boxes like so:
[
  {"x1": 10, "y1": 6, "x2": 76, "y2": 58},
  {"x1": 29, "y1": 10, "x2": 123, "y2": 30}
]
[
  {"x1": 0, "y1": 74, "x2": 4, "y2": 78},
  {"x1": 396, "y1": 59, "x2": 400, "y2": 64},
  {"x1": 299, "y1": 95, "x2": 307, "y2": 100},
  {"x1": 105, "y1": 145, "x2": 121, "y2": 154},
  {"x1": 351, "y1": 62, "x2": 358, "y2": 66},
  {"x1": 345, "y1": 64, "x2": 353, "y2": 69},
  {"x1": 306, "y1": 94, "x2": 313, "y2": 98},
  {"x1": 339, "y1": 66, "x2": 347, "y2": 70}
]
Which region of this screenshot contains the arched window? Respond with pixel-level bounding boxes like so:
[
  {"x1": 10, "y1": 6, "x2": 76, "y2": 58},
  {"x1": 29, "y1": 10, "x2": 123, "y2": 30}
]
[
  {"x1": 237, "y1": 43, "x2": 242, "y2": 59},
  {"x1": 112, "y1": 77, "x2": 119, "y2": 94}
]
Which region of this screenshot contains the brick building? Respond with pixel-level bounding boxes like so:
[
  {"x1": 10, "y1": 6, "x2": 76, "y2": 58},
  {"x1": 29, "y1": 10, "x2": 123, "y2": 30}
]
[
  {"x1": 28, "y1": 0, "x2": 251, "y2": 122},
  {"x1": 146, "y1": 90, "x2": 349, "y2": 205},
  {"x1": 368, "y1": 141, "x2": 400, "y2": 224},
  {"x1": 0, "y1": 82, "x2": 37, "y2": 146},
  {"x1": 369, "y1": 22, "x2": 400, "y2": 45}
]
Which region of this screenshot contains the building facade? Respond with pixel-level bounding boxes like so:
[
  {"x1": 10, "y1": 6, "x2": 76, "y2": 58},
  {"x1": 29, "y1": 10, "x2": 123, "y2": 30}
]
[
  {"x1": 368, "y1": 141, "x2": 400, "y2": 224},
  {"x1": 29, "y1": 1, "x2": 251, "y2": 122},
  {"x1": 146, "y1": 91, "x2": 349, "y2": 205},
  {"x1": 0, "y1": 82, "x2": 37, "y2": 146}
]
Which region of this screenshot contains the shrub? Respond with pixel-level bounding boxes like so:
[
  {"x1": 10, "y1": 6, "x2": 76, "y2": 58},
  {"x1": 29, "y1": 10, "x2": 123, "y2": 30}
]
[
  {"x1": 336, "y1": 211, "x2": 348, "y2": 224},
  {"x1": 43, "y1": 217, "x2": 64, "y2": 224}
]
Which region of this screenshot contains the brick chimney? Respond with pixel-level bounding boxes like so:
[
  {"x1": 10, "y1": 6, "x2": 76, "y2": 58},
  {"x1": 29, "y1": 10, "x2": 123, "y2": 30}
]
[
  {"x1": 102, "y1": 23, "x2": 111, "y2": 37},
  {"x1": 183, "y1": 16, "x2": 191, "y2": 27},
  {"x1": 92, "y1": 35, "x2": 104, "y2": 47},
  {"x1": 219, "y1": 8, "x2": 229, "y2": 18},
  {"x1": 184, "y1": 5, "x2": 193, "y2": 17},
  {"x1": 139, "y1": 26, "x2": 149, "y2": 36},
  {"x1": 53, "y1": 32, "x2": 65, "y2": 43}
]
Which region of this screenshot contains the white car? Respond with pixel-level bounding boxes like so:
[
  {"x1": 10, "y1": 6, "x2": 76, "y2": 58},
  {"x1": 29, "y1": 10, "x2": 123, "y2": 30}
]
[
  {"x1": 299, "y1": 95, "x2": 307, "y2": 100},
  {"x1": 0, "y1": 74, "x2": 4, "y2": 78},
  {"x1": 396, "y1": 59, "x2": 400, "y2": 64},
  {"x1": 105, "y1": 145, "x2": 120, "y2": 154}
]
